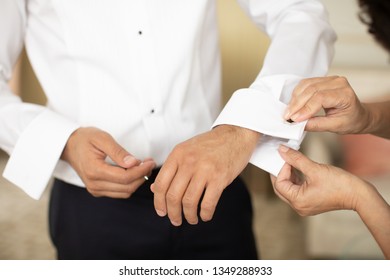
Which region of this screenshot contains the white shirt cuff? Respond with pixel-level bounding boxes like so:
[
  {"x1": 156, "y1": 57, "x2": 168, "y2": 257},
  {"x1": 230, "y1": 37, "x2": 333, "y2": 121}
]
[
  {"x1": 213, "y1": 88, "x2": 306, "y2": 176},
  {"x1": 249, "y1": 135, "x2": 304, "y2": 176},
  {"x1": 3, "y1": 109, "x2": 79, "y2": 199}
]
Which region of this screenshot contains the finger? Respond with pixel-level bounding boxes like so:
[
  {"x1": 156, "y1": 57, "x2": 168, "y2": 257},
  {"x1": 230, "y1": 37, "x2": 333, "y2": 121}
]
[
  {"x1": 292, "y1": 88, "x2": 349, "y2": 123},
  {"x1": 152, "y1": 159, "x2": 178, "y2": 217},
  {"x1": 272, "y1": 182, "x2": 291, "y2": 205},
  {"x1": 290, "y1": 95, "x2": 324, "y2": 123},
  {"x1": 165, "y1": 169, "x2": 192, "y2": 226},
  {"x1": 285, "y1": 76, "x2": 340, "y2": 120},
  {"x1": 199, "y1": 183, "x2": 223, "y2": 222},
  {"x1": 93, "y1": 132, "x2": 140, "y2": 169},
  {"x1": 140, "y1": 159, "x2": 155, "y2": 180},
  {"x1": 93, "y1": 160, "x2": 155, "y2": 185},
  {"x1": 129, "y1": 159, "x2": 156, "y2": 180},
  {"x1": 277, "y1": 161, "x2": 293, "y2": 184},
  {"x1": 182, "y1": 176, "x2": 207, "y2": 225},
  {"x1": 273, "y1": 180, "x2": 299, "y2": 207},
  {"x1": 270, "y1": 173, "x2": 282, "y2": 200},
  {"x1": 272, "y1": 163, "x2": 295, "y2": 204},
  {"x1": 88, "y1": 191, "x2": 132, "y2": 199},
  {"x1": 87, "y1": 176, "x2": 147, "y2": 198},
  {"x1": 278, "y1": 145, "x2": 314, "y2": 175},
  {"x1": 286, "y1": 81, "x2": 320, "y2": 120},
  {"x1": 270, "y1": 174, "x2": 276, "y2": 185},
  {"x1": 305, "y1": 116, "x2": 340, "y2": 132},
  {"x1": 143, "y1": 157, "x2": 155, "y2": 163}
]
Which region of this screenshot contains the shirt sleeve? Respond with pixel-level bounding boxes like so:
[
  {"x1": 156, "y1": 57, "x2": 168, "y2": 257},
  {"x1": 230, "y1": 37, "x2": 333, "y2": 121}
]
[
  {"x1": 0, "y1": 0, "x2": 79, "y2": 199},
  {"x1": 213, "y1": 0, "x2": 336, "y2": 176}
]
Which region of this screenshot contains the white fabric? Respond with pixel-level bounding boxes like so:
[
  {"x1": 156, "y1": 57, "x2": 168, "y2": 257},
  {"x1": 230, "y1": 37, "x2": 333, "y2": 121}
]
[
  {"x1": 0, "y1": 0, "x2": 335, "y2": 199},
  {"x1": 213, "y1": 85, "x2": 307, "y2": 176}
]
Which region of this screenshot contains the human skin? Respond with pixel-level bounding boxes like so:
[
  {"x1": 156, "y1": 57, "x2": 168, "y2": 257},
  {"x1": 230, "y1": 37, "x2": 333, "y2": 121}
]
[
  {"x1": 62, "y1": 124, "x2": 260, "y2": 226},
  {"x1": 151, "y1": 124, "x2": 260, "y2": 226},
  {"x1": 271, "y1": 145, "x2": 390, "y2": 259},
  {"x1": 61, "y1": 127, "x2": 156, "y2": 198},
  {"x1": 284, "y1": 75, "x2": 390, "y2": 139}
]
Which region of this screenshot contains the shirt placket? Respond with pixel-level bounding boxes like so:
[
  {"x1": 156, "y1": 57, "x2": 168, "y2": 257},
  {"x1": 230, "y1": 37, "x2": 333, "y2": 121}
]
[{"x1": 132, "y1": 0, "x2": 168, "y2": 162}]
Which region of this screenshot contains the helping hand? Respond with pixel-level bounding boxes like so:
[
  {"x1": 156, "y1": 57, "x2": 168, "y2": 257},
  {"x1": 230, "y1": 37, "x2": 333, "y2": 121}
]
[
  {"x1": 284, "y1": 76, "x2": 370, "y2": 134},
  {"x1": 270, "y1": 145, "x2": 362, "y2": 216}
]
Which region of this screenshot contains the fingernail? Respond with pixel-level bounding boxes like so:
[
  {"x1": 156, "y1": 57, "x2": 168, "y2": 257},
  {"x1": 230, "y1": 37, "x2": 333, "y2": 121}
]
[
  {"x1": 279, "y1": 145, "x2": 289, "y2": 153},
  {"x1": 141, "y1": 160, "x2": 156, "y2": 169},
  {"x1": 123, "y1": 155, "x2": 137, "y2": 165},
  {"x1": 171, "y1": 220, "x2": 181, "y2": 227},
  {"x1": 156, "y1": 209, "x2": 166, "y2": 217},
  {"x1": 188, "y1": 219, "x2": 198, "y2": 225},
  {"x1": 291, "y1": 113, "x2": 300, "y2": 121}
]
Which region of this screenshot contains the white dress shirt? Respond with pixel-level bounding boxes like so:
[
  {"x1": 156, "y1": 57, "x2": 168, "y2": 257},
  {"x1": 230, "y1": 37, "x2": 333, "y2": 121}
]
[{"x1": 0, "y1": 0, "x2": 336, "y2": 199}]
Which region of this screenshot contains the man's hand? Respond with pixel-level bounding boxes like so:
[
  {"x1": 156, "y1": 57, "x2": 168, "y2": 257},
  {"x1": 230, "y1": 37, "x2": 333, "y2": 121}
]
[
  {"x1": 151, "y1": 125, "x2": 260, "y2": 226},
  {"x1": 61, "y1": 127, "x2": 155, "y2": 198},
  {"x1": 270, "y1": 145, "x2": 361, "y2": 216},
  {"x1": 284, "y1": 76, "x2": 370, "y2": 134}
]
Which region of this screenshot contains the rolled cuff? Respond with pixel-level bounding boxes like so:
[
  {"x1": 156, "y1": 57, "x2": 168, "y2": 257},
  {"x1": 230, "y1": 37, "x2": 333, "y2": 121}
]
[{"x1": 3, "y1": 109, "x2": 79, "y2": 199}]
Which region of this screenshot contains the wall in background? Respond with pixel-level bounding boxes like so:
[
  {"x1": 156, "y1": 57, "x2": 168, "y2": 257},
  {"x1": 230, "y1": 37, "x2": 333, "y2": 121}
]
[
  {"x1": 216, "y1": 0, "x2": 269, "y2": 103},
  {"x1": 323, "y1": 0, "x2": 389, "y2": 68}
]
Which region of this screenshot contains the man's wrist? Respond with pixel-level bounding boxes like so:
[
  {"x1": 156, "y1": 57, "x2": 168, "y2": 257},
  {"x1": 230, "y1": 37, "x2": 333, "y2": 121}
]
[
  {"x1": 213, "y1": 124, "x2": 261, "y2": 149},
  {"x1": 60, "y1": 128, "x2": 80, "y2": 162}
]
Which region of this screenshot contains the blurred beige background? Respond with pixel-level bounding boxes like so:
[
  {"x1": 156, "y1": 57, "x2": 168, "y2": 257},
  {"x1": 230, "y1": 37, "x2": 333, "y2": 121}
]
[{"x1": 1, "y1": 0, "x2": 390, "y2": 260}]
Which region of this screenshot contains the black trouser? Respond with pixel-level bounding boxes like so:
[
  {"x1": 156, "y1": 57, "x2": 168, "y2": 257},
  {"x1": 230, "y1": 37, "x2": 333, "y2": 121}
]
[{"x1": 49, "y1": 169, "x2": 258, "y2": 260}]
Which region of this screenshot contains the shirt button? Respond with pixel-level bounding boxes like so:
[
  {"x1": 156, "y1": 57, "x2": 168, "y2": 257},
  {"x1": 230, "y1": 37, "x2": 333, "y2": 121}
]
[
  {"x1": 150, "y1": 109, "x2": 155, "y2": 114},
  {"x1": 138, "y1": 30, "x2": 143, "y2": 35}
]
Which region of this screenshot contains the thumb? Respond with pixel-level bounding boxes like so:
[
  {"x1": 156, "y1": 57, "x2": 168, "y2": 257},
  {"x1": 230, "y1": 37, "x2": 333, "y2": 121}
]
[
  {"x1": 278, "y1": 145, "x2": 313, "y2": 175},
  {"x1": 305, "y1": 116, "x2": 334, "y2": 132},
  {"x1": 273, "y1": 162, "x2": 298, "y2": 204},
  {"x1": 97, "y1": 132, "x2": 140, "y2": 168}
]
